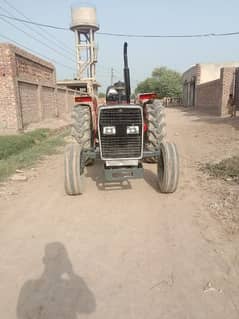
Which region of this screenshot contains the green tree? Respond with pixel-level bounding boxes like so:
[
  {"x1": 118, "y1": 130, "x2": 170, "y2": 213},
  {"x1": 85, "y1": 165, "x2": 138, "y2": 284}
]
[
  {"x1": 135, "y1": 67, "x2": 182, "y2": 98},
  {"x1": 98, "y1": 92, "x2": 106, "y2": 98}
]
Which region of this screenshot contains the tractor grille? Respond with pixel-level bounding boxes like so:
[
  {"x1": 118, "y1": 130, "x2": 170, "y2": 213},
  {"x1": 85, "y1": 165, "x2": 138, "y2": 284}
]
[{"x1": 99, "y1": 106, "x2": 143, "y2": 159}]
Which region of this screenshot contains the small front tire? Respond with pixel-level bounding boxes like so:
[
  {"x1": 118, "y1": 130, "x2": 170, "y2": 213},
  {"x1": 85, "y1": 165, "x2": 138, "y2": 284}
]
[
  {"x1": 157, "y1": 142, "x2": 179, "y2": 193},
  {"x1": 64, "y1": 144, "x2": 85, "y2": 195}
]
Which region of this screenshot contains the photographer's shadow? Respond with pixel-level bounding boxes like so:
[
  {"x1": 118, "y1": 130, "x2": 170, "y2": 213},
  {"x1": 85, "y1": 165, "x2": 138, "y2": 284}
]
[{"x1": 17, "y1": 242, "x2": 96, "y2": 319}]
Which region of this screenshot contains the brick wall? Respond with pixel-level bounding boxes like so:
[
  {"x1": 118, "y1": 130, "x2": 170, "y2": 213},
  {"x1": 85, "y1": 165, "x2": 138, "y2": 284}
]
[
  {"x1": 235, "y1": 68, "x2": 239, "y2": 108},
  {"x1": 0, "y1": 43, "x2": 78, "y2": 132},
  {"x1": 41, "y1": 86, "x2": 56, "y2": 119},
  {"x1": 183, "y1": 63, "x2": 239, "y2": 115},
  {"x1": 16, "y1": 54, "x2": 54, "y2": 84},
  {"x1": 195, "y1": 67, "x2": 235, "y2": 116},
  {"x1": 67, "y1": 91, "x2": 76, "y2": 113},
  {"x1": 220, "y1": 68, "x2": 235, "y2": 116},
  {"x1": 196, "y1": 79, "x2": 221, "y2": 115},
  {"x1": 57, "y1": 88, "x2": 67, "y2": 118},
  {"x1": 19, "y1": 82, "x2": 39, "y2": 126},
  {"x1": 0, "y1": 44, "x2": 19, "y2": 129}
]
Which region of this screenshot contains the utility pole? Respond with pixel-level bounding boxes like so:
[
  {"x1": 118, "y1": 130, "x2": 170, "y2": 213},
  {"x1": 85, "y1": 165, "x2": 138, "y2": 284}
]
[{"x1": 111, "y1": 68, "x2": 114, "y2": 85}]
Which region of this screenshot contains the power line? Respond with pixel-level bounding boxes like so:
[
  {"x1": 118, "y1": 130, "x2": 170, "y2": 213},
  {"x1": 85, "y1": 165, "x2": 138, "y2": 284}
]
[
  {"x1": 98, "y1": 31, "x2": 239, "y2": 38},
  {"x1": 0, "y1": 5, "x2": 75, "y2": 58},
  {"x1": 0, "y1": 32, "x2": 117, "y2": 84},
  {"x1": 0, "y1": 32, "x2": 75, "y2": 72},
  {"x1": 0, "y1": 13, "x2": 239, "y2": 38},
  {"x1": 0, "y1": 13, "x2": 68, "y2": 30},
  {"x1": 0, "y1": 20, "x2": 124, "y2": 82},
  {"x1": 0, "y1": 0, "x2": 74, "y2": 55},
  {"x1": 0, "y1": 15, "x2": 76, "y2": 64}
]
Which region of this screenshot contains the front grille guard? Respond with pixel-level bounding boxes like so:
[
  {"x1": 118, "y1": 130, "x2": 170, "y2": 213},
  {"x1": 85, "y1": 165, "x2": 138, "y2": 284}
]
[
  {"x1": 81, "y1": 148, "x2": 161, "y2": 163},
  {"x1": 80, "y1": 147, "x2": 161, "y2": 181},
  {"x1": 98, "y1": 105, "x2": 144, "y2": 160}
]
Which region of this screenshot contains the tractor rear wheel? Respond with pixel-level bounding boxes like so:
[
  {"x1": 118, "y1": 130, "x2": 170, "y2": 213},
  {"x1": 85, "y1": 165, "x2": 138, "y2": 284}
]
[
  {"x1": 157, "y1": 141, "x2": 179, "y2": 193},
  {"x1": 144, "y1": 99, "x2": 166, "y2": 163},
  {"x1": 72, "y1": 104, "x2": 92, "y2": 148},
  {"x1": 64, "y1": 143, "x2": 85, "y2": 195},
  {"x1": 72, "y1": 104, "x2": 94, "y2": 165}
]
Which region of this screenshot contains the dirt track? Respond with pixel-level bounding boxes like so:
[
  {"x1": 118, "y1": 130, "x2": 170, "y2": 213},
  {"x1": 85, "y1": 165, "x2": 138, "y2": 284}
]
[{"x1": 0, "y1": 108, "x2": 239, "y2": 319}]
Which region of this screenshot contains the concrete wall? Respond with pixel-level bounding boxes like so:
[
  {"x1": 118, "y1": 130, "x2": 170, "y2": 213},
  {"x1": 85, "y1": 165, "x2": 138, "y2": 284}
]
[
  {"x1": 182, "y1": 64, "x2": 200, "y2": 106},
  {"x1": 200, "y1": 63, "x2": 239, "y2": 84},
  {"x1": 182, "y1": 64, "x2": 200, "y2": 84},
  {"x1": 0, "y1": 43, "x2": 78, "y2": 132}
]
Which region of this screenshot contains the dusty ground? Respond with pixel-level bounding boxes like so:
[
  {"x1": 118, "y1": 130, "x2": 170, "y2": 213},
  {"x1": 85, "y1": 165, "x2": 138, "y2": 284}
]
[{"x1": 0, "y1": 107, "x2": 239, "y2": 319}]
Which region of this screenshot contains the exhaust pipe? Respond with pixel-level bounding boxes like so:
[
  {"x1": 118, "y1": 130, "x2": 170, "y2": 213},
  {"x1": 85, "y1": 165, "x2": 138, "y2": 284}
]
[{"x1": 123, "y1": 42, "x2": 131, "y2": 104}]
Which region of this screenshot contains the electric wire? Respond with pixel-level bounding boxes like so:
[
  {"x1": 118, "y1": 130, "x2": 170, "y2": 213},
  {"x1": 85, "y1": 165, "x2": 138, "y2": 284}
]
[
  {"x1": 1, "y1": 0, "x2": 74, "y2": 54},
  {"x1": 0, "y1": 13, "x2": 239, "y2": 38},
  {"x1": 0, "y1": 32, "x2": 76, "y2": 71},
  {"x1": 0, "y1": 15, "x2": 77, "y2": 64}
]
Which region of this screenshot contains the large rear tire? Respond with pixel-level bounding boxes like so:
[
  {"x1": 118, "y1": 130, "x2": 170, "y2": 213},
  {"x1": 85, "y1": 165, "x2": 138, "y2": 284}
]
[
  {"x1": 72, "y1": 104, "x2": 94, "y2": 166},
  {"x1": 157, "y1": 142, "x2": 179, "y2": 193},
  {"x1": 64, "y1": 144, "x2": 85, "y2": 195},
  {"x1": 72, "y1": 104, "x2": 92, "y2": 149},
  {"x1": 144, "y1": 99, "x2": 166, "y2": 163}
]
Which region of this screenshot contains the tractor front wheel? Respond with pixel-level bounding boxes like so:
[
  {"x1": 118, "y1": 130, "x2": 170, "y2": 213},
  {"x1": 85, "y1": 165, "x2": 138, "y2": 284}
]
[
  {"x1": 157, "y1": 142, "x2": 179, "y2": 193},
  {"x1": 64, "y1": 143, "x2": 85, "y2": 195}
]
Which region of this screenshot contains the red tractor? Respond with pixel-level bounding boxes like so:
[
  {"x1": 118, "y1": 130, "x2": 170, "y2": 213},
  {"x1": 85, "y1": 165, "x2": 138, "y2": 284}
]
[{"x1": 64, "y1": 42, "x2": 179, "y2": 195}]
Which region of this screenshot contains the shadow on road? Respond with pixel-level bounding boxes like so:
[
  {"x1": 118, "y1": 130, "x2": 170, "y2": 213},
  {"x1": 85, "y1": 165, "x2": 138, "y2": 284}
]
[
  {"x1": 86, "y1": 160, "x2": 161, "y2": 192},
  {"x1": 143, "y1": 168, "x2": 160, "y2": 192},
  {"x1": 17, "y1": 242, "x2": 96, "y2": 319},
  {"x1": 86, "y1": 160, "x2": 132, "y2": 191}
]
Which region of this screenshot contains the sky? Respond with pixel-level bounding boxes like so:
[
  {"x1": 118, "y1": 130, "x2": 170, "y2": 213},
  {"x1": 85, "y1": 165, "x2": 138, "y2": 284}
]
[{"x1": 0, "y1": 0, "x2": 239, "y2": 92}]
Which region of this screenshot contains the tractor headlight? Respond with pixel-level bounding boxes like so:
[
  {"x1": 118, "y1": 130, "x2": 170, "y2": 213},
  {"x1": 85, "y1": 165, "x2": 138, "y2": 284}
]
[
  {"x1": 103, "y1": 126, "x2": 116, "y2": 135},
  {"x1": 127, "y1": 125, "x2": 139, "y2": 135}
]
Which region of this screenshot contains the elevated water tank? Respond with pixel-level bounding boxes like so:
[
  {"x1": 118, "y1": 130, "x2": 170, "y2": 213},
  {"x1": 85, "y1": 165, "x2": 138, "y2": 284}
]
[{"x1": 70, "y1": 6, "x2": 99, "y2": 31}]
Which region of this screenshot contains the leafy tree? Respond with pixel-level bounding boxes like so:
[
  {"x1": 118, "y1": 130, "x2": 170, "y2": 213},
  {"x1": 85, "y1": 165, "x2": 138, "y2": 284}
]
[
  {"x1": 135, "y1": 67, "x2": 182, "y2": 98},
  {"x1": 98, "y1": 92, "x2": 106, "y2": 98}
]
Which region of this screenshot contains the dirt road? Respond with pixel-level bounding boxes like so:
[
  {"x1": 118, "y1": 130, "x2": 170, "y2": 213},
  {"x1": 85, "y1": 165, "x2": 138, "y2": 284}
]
[{"x1": 0, "y1": 108, "x2": 239, "y2": 319}]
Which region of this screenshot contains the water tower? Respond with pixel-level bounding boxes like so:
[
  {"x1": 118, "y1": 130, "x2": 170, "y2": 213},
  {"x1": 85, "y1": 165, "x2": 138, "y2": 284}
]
[{"x1": 70, "y1": 6, "x2": 99, "y2": 94}]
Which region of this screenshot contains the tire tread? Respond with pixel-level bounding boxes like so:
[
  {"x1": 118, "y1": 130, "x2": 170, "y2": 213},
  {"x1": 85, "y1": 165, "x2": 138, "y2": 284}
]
[
  {"x1": 64, "y1": 144, "x2": 84, "y2": 195},
  {"x1": 158, "y1": 141, "x2": 179, "y2": 193}
]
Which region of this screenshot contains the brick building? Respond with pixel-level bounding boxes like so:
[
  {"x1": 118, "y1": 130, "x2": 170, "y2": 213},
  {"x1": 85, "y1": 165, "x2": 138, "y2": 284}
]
[
  {"x1": 0, "y1": 43, "x2": 78, "y2": 132},
  {"x1": 182, "y1": 62, "x2": 239, "y2": 116}
]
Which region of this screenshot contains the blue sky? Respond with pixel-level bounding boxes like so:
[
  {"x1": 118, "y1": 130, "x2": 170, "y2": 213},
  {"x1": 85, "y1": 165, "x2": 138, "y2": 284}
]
[{"x1": 0, "y1": 0, "x2": 239, "y2": 92}]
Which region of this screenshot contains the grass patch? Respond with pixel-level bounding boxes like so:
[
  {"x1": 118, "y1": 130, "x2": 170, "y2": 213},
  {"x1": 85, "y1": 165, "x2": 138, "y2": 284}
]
[
  {"x1": 203, "y1": 156, "x2": 239, "y2": 183},
  {"x1": 0, "y1": 129, "x2": 50, "y2": 160},
  {"x1": 0, "y1": 128, "x2": 69, "y2": 181}
]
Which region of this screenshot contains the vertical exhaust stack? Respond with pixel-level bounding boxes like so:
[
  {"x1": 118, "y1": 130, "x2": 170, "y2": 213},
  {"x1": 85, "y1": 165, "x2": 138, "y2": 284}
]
[{"x1": 123, "y1": 42, "x2": 131, "y2": 104}]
